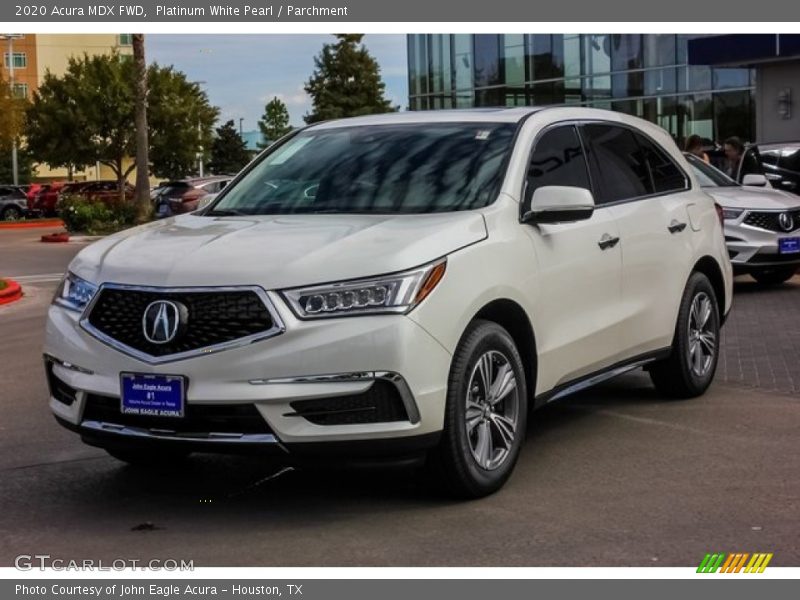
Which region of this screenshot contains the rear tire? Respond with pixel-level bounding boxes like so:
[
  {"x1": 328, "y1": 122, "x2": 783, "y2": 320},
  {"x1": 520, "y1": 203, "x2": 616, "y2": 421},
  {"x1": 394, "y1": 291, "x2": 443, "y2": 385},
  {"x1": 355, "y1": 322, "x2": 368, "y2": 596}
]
[
  {"x1": 649, "y1": 272, "x2": 720, "y2": 399},
  {"x1": 427, "y1": 320, "x2": 528, "y2": 498},
  {"x1": 106, "y1": 447, "x2": 191, "y2": 467},
  {"x1": 751, "y1": 267, "x2": 797, "y2": 286}
]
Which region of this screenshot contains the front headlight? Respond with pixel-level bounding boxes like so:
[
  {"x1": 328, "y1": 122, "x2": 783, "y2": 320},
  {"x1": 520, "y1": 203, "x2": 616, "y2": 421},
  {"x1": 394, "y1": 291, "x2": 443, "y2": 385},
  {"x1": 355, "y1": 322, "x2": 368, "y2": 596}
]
[
  {"x1": 282, "y1": 259, "x2": 447, "y2": 319},
  {"x1": 722, "y1": 208, "x2": 744, "y2": 220},
  {"x1": 53, "y1": 272, "x2": 98, "y2": 312}
]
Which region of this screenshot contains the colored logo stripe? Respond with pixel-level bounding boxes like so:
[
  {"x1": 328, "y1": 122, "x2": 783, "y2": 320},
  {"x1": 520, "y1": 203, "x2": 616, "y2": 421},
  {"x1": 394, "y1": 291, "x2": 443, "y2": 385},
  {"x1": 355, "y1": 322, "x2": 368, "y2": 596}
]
[{"x1": 697, "y1": 552, "x2": 773, "y2": 573}]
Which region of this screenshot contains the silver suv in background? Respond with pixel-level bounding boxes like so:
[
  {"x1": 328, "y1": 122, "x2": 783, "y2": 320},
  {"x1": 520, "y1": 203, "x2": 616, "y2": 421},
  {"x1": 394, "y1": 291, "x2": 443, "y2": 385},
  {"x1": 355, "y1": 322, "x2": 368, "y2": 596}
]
[{"x1": 686, "y1": 153, "x2": 800, "y2": 285}]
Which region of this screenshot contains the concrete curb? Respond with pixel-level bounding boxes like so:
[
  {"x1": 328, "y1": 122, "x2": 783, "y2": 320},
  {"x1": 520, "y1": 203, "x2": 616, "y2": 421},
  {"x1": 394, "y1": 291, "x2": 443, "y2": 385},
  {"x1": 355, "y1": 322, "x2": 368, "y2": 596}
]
[
  {"x1": 0, "y1": 278, "x2": 23, "y2": 305},
  {"x1": 0, "y1": 218, "x2": 64, "y2": 230}
]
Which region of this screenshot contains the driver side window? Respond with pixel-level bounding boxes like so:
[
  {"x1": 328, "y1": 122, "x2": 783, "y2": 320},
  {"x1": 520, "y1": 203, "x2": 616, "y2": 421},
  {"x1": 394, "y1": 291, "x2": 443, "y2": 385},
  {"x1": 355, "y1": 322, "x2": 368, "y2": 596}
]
[{"x1": 525, "y1": 125, "x2": 591, "y2": 212}]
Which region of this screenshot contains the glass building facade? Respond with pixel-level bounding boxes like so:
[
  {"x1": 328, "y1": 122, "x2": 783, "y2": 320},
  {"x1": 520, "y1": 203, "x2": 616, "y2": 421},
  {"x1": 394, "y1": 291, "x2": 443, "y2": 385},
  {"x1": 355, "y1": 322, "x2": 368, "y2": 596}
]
[{"x1": 407, "y1": 34, "x2": 756, "y2": 145}]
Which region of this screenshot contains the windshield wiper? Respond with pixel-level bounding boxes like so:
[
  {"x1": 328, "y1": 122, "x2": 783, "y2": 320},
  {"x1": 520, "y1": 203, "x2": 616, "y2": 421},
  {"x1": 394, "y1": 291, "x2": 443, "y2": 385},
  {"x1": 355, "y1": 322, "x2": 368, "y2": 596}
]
[{"x1": 207, "y1": 209, "x2": 247, "y2": 216}]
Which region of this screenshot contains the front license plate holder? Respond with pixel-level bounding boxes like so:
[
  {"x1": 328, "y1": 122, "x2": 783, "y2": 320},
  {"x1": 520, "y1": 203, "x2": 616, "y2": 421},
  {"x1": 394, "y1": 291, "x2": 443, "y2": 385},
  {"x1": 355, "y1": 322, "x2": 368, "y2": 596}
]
[
  {"x1": 778, "y1": 237, "x2": 800, "y2": 254},
  {"x1": 120, "y1": 373, "x2": 185, "y2": 418}
]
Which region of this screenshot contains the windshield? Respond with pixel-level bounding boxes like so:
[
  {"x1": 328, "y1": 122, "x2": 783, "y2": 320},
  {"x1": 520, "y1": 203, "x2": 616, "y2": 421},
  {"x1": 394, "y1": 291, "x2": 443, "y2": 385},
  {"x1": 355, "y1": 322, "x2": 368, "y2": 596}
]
[
  {"x1": 207, "y1": 122, "x2": 516, "y2": 215},
  {"x1": 685, "y1": 154, "x2": 738, "y2": 188}
]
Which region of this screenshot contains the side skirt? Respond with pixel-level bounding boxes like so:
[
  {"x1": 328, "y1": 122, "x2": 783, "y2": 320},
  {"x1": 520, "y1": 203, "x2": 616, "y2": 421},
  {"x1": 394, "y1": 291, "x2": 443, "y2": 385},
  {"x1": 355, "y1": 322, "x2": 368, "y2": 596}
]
[{"x1": 533, "y1": 348, "x2": 671, "y2": 409}]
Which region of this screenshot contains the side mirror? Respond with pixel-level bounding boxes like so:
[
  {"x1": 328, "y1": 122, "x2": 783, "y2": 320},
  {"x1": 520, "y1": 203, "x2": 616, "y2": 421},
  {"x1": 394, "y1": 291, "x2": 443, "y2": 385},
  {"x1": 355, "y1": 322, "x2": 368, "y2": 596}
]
[
  {"x1": 522, "y1": 186, "x2": 595, "y2": 224},
  {"x1": 742, "y1": 173, "x2": 768, "y2": 187}
]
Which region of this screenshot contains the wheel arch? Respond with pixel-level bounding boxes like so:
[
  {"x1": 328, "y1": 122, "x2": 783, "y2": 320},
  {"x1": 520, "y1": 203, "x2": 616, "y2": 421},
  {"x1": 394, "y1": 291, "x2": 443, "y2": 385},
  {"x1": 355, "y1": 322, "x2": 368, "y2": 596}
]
[
  {"x1": 472, "y1": 299, "x2": 537, "y2": 405},
  {"x1": 691, "y1": 255, "x2": 727, "y2": 320}
]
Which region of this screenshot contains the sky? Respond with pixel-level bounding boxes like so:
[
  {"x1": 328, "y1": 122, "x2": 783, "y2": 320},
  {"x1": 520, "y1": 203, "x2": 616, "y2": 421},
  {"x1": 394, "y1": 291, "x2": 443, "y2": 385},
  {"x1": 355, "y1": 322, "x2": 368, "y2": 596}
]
[{"x1": 147, "y1": 34, "x2": 409, "y2": 132}]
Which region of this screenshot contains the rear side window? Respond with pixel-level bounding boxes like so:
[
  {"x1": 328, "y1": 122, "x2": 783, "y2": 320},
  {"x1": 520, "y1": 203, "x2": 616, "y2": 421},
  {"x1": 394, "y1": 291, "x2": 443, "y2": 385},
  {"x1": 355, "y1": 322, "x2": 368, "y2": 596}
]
[
  {"x1": 525, "y1": 125, "x2": 591, "y2": 209},
  {"x1": 634, "y1": 133, "x2": 687, "y2": 193},
  {"x1": 583, "y1": 124, "x2": 651, "y2": 203}
]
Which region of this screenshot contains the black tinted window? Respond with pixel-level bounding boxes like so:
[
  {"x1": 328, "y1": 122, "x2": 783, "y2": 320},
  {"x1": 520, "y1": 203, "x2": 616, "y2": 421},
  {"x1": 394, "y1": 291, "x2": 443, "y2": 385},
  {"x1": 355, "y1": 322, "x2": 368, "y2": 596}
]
[
  {"x1": 525, "y1": 125, "x2": 590, "y2": 208},
  {"x1": 584, "y1": 124, "x2": 652, "y2": 203},
  {"x1": 634, "y1": 133, "x2": 687, "y2": 192}
]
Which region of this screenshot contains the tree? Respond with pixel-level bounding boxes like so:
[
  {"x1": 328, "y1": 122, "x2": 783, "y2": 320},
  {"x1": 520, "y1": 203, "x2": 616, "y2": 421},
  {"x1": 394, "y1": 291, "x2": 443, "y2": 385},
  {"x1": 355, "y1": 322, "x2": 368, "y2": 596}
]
[
  {"x1": 25, "y1": 52, "x2": 218, "y2": 198},
  {"x1": 304, "y1": 34, "x2": 397, "y2": 124},
  {"x1": 257, "y1": 96, "x2": 291, "y2": 148},
  {"x1": 25, "y1": 73, "x2": 93, "y2": 179},
  {"x1": 132, "y1": 33, "x2": 150, "y2": 219},
  {"x1": 208, "y1": 120, "x2": 251, "y2": 175},
  {"x1": 0, "y1": 75, "x2": 31, "y2": 183},
  {"x1": 147, "y1": 64, "x2": 218, "y2": 180},
  {"x1": 0, "y1": 75, "x2": 26, "y2": 149}
]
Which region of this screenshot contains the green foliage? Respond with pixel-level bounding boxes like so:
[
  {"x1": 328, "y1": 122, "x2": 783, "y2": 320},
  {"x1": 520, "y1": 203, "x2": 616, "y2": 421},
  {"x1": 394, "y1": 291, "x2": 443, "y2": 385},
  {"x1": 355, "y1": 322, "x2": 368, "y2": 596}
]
[
  {"x1": 0, "y1": 74, "x2": 26, "y2": 149},
  {"x1": 208, "y1": 120, "x2": 251, "y2": 175},
  {"x1": 0, "y1": 143, "x2": 35, "y2": 184},
  {"x1": 147, "y1": 64, "x2": 219, "y2": 179},
  {"x1": 257, "y1": 97, "x2": 292, "y2": 148},
  {"x1": 25, "y1": 53, "x2": 219, "y2": 186},
  {"x1": 58, "y1": 194, "x2": 138, "y2": 235},
  {"x1": 304, "y1": 34, "x2": 397, "y2": 124}
]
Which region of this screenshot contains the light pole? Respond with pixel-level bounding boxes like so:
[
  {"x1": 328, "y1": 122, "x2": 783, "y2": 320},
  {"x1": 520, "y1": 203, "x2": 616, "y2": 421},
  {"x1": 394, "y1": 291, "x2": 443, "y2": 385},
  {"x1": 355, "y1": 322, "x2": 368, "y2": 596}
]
[
  {"x1": 239, "y1": 118, "x2": 244, "y2": 136},
  {"x1": 191, "y1": 80, "x2": 207, "y2": 177},
  {"x1": 1, "y1": 33, "x2": 23, "y2": 186}
]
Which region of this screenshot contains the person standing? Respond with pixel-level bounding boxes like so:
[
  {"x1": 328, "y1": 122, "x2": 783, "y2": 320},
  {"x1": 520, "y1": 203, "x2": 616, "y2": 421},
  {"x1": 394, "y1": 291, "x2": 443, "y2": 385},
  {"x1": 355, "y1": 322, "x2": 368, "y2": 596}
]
[{"x1": 685, "y1": 134, "x2": 710, "y2": 163}]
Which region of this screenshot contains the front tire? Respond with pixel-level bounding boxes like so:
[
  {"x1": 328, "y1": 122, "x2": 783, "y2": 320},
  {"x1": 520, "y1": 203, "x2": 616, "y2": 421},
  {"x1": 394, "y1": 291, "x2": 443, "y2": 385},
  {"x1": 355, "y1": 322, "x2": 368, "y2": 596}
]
[
  {"x1": 649, "y1": 272, "x2": 720, "y2": 398},
  {"x1": 751, "y1": 267, "x2": 797, "y2": 286},
  {"x1": 427, "y1": 320, "x2": 528, "y2": 498}
]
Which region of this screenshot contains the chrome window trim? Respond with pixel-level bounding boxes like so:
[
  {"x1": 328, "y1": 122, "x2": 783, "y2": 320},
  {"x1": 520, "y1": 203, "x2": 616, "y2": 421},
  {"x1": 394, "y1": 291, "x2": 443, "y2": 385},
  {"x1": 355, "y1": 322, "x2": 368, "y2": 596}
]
[
  {"x1": 249, "y1": 371, "x2": 421, "y2": 425},
  {"x1": 79, "y1": 283, "x2": 285, "y2": 365}
]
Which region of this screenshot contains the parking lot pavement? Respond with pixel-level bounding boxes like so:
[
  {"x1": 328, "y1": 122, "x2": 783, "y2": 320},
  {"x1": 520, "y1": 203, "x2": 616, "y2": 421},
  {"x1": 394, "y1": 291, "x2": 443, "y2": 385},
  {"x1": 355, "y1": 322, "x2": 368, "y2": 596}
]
[{"x1": 0, "y1": 231, "x2": 798, "y2": 567}]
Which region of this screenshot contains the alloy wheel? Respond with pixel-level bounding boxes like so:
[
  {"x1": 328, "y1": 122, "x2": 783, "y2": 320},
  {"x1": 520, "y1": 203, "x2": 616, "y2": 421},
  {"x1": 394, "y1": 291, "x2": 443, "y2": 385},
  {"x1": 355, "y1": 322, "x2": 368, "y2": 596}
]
[
  {"x1": 686, "y1": 291, "x2": 716, "y2": 377},
  {"x1": 465, "y1": 350, "x2": 520, "y2": 471}
]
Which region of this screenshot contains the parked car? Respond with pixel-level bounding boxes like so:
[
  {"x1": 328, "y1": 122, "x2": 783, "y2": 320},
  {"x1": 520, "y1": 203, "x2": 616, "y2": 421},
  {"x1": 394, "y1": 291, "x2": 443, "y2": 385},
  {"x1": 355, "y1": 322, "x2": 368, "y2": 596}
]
[
  {"x1": 24, "y1": 183, "x2": 43, "y2": 204},
  {"x1": 685, "y1": 153, "x2": 800, "y2": 285},
  {"x1": 76, "y1": 181, "x2": 135, "y2": 204},
  {"x1": 708, "y1": 143, "x2": 800, "y2": 195},
  {"x1": 30, "y1": 182, "x2": 67, "y2": 217},
  {"x1": 758, "y1": 142, "x2": 800, "y2": 195},
  {"x1": 153, "y1": 176, "x2": 232, "y2": 217},
  {"x1": 0, "y1": 185, "x2": 28, "y2": 221},
  {"x1": 46, "y1": 108, "x2": 732, "y2": 497}
]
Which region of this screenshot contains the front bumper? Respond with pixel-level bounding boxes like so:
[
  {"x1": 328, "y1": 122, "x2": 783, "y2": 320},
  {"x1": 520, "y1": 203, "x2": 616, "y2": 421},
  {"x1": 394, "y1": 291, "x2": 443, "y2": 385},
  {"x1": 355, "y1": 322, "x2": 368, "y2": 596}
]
[
  {"x1": 44, "y1": 291, "x2": 452, "y2": 454},
  {"x1": 725, "y1": 222, "x2": 800, "y2": 272}
]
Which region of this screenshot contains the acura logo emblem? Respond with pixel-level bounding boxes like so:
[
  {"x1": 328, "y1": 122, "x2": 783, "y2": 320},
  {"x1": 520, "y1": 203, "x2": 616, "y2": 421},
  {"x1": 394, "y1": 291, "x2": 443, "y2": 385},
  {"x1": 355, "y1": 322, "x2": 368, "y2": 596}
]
[
  {"x1": 142, "y1": 300, "x2": 185, "y2": 344},
  {"x1": 778, "y1": 212, "x2": 795, "y2": 232}
]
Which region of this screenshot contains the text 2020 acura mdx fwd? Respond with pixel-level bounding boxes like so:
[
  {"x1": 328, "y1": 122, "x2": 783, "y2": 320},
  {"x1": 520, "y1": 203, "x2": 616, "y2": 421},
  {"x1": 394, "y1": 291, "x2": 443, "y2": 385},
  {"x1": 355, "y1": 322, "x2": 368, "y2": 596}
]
[{"x1": 45, "y1": 108, "x2": 733, "y2": 497}]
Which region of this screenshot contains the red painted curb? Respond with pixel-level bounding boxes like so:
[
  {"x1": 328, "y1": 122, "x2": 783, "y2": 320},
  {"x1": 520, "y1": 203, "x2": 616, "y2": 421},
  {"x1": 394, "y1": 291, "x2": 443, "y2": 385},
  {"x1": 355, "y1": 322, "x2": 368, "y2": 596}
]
[
  {"x1": 41, "y1": 232, "x2": 70, "y2": 243},
  {"x1": 0, "y1": 219, "x2": 64, "y2": 230},
  {"x1": 0, "y1": 278, "x2": 23, "y2": 306}
]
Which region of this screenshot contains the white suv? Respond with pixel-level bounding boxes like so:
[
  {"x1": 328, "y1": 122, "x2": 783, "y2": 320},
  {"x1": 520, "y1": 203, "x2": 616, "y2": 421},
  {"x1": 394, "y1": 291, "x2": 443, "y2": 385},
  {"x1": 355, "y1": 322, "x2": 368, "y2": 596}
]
[{"x1": 45, "y1": 108, "x2": 732, "y2": 497}]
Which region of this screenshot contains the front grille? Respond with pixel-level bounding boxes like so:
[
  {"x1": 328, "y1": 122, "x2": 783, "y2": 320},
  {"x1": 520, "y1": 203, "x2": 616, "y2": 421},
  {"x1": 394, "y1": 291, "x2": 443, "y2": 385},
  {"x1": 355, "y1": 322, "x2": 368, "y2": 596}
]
[
  {"x1": 288, "y1": 380, "x2": 409, "y2": 425},
  {"x1": 85, "y1": 287, "x2": 275, "y2": 358},
  {"x1": 45, "y1": 361, "x2": 77, "y2": 406},
  {"x1": 82, "y1": 394, "x2": 272, "y2": 434},
  {"x1": 743, "y1": 209, "x2": 800, "y2": 232}
]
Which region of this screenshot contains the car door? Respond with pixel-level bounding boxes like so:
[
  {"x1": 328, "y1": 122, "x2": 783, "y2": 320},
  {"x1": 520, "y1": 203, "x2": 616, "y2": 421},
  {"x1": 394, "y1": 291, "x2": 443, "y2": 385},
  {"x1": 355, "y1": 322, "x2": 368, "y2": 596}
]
[
  {"x1": 521, "y1": 124, "x2": 625, "y2": 387},
  {"x1": 582, "y1": 123, "x2": 695, "y2": 357}
]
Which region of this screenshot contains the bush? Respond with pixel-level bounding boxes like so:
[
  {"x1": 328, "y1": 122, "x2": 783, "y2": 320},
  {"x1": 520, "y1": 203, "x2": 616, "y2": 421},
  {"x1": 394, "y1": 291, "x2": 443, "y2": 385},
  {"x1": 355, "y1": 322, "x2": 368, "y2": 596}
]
[{"x1": 58, "y1": 194, "x2": 137, "y2": 235}]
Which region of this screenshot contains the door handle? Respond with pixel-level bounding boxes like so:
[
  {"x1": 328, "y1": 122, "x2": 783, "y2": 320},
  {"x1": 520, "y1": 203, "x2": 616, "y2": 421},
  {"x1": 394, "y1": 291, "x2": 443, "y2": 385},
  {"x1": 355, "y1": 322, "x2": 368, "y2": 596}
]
[
  {"x1": 668, "y1": 220, "x2": 687, "y2": 234},
  {"x1": 597, "y1": 233, "x2": 620, "y2": 250}
]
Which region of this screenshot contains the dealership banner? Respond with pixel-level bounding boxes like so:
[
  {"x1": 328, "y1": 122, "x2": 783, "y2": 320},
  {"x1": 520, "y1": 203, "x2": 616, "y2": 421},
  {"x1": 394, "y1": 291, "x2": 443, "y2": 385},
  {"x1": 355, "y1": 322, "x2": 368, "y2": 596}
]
[
  {"x1": 4, "y1": 0, "x2": 800, "y2": 22},
  {"x1": 4, "y1": 579, "x2": 799, "y2": 599}
]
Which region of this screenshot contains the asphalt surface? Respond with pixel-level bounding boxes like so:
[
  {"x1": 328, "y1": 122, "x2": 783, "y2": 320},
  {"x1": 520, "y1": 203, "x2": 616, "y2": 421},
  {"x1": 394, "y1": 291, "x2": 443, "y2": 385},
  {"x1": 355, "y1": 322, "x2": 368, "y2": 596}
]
[{"x1": 0, "y1": 226, "x2": 798, "y2": 567}]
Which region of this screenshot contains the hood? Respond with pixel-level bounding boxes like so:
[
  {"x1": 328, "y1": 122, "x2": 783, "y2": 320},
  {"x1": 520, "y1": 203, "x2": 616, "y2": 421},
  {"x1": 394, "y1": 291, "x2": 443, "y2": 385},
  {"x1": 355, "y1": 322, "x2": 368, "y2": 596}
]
[
  {"x1": 703, "y1": 185, "x2": 800, "y2": 211},
  {"x1": 70, "y1": 212, "x2": 488, "y2": 289}
]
